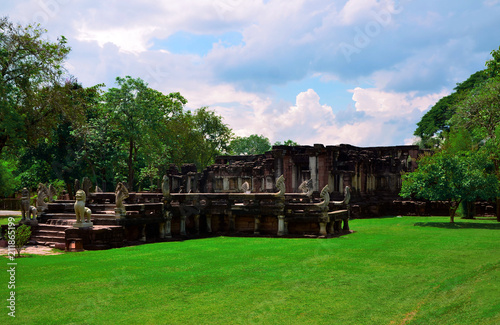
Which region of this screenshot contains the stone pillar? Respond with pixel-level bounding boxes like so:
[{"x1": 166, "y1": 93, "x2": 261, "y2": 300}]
[
  {"x1": 319, "y1": 221, "x2": 327, "y2": 236},
  {"x1": 254, "y1": 215, "x2": 261, "y2": 235},
  {"x1": 228, "y1": 211, "x2": 235, "y2": 232},
  {"x1": 194, "y1": 214, "x2": 200, "y2": 235},
  {"x1": 342, "y1": 218, "x2": 350, "y2": 232},
  {"x1": 328, "y1": 221, "x2": 334, "y2": 234},
  {"x1": 165, "y1": 213, "x2": 172, "y2": 238},
  {"x1": 319, "y1": 215, "x2": 328, "y2": 236},
  {"x1": 277, "y1": 215, "x2": 285, "y2": 236},
  {"x1": 140, "y1": 224, "x2": 146, "y2": 242},
  {"x1": 223, "y1": 177, "x2": 230, "y2": 191},
  {"x1": 309, "y1": 156, "x2": 318, "y2": 192},
  {"x1": 180, "y1": 215, "x2": 187, "y2": 236},
  {"x1": 334, "y1": 220, "x2": 342, "y2": 233},
  {"x1": 206, "y1": 214, "x2": 212, "y2": 233},
  {"x1": 159, "y1": 222, "x2": 166, "y2": 239}
]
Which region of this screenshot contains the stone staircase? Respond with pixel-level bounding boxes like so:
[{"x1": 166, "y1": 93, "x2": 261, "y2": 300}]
[
  {"x1": 30, "y1": 222, "x2": 70, "y2": 248},
  {"x1": 33, "y1": 198, "x2": 122, "y2": 248}
]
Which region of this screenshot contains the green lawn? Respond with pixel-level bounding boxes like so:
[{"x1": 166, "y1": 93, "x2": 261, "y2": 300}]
[
  {"x1": 0, "y1": 215, "x2": 21, "y2": 226},
  {"x1": 1, "y1": 217, "x2": 499, "y2": 324}
]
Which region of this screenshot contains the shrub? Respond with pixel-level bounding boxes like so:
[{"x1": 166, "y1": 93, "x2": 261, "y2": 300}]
[{"x1": 15, "y1": 224, "x2": 32, "y2": 257}]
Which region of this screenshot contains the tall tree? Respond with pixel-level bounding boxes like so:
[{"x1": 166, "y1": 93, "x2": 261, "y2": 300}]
[
  {"x1": 0, "y1": 17, "x2": 75, "y2": 154},
  {"x1": 102, "y1": 76, "x2": 186, "y2": 189},
  {"x1": 452, "y1": 77, "x2": 500, "y2": 221},
  {"x1": 188, "y1": 107, "x2": 232, "y2": 168},
  {"x1": 230, "y1": 134, "x2": 271, "y2": 155}
]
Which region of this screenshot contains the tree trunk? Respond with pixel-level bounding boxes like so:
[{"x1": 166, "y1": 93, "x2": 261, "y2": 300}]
[
  {"x1": 497, "y1": 197, "x2": 500, "y2": 222},
  {"x1": 128, "y1": 138, "x2": 134, "y2": 190},
  {"x1": 450, "y1": 200, "x2": 460, "y2": 223}
]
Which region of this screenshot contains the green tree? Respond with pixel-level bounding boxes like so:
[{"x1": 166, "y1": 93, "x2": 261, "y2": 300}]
[
  {"x1": 400, "y1": 151, "x2": 498, "y2": 223},
  {"x1": 101, "y1": 76, "x2": 186, "y2": 189},
  {"x1": 414, "y1": 70, "x2": 488, "y2": 148},
  {"x1": 0, "y1": 155, "x2": 19, "y2": 197},
  {"x1": 486, "y1": 45, "x2": 500, "y2": 77},
  {"x1": 273, "y1": 139, "x2": 299, "y2": 146},
  {"x1": 230, "y1": 134, "x2": 271, "y2": 155},
  {"x1": 7, "y1": 80, "x2": 102, "y2": 195},
  {"x1": 170, "y1": 107, "x2": 232, "y2": 169},
  {"x1": 451, "y1": 76, "x2": 500, "y2": 221},
  {"x1": 0, "y1": 17, "x2": 76, "y2": 154}
]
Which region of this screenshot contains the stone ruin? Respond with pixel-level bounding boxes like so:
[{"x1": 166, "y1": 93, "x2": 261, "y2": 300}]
[
  {"x1": 168, "y1": 144, "x2": 431, "y2": 217},
  {"x1": 6, "y1": 143, "x2": 494, "y2": 251}
]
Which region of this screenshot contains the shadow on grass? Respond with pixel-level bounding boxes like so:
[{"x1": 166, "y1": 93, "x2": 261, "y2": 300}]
[{"x1": 414, "y1": 222, "x2": 500, "y2": 230}]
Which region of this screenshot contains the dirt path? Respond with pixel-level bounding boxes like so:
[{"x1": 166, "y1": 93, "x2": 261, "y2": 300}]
[
  {"x1": 0, "y1": 210, "x2": 21, "y2": 216},
  {"x1": 0, "y1": 245, "x2": 64, "y2": 256}
]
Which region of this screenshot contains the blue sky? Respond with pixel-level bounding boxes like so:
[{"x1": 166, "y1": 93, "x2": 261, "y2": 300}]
[{"x1": 2, "y1": 0, "x2": 500, "y2": 146}]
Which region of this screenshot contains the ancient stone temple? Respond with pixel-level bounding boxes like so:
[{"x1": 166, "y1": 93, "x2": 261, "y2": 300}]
[
  {"x1": 169, "y1": 144, "x2": 425, "y2": 217},
  {"x1": 9, "y1": 143, "x2": 454, "y2": 251}
]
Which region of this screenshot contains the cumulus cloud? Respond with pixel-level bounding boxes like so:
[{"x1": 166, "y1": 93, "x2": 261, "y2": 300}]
[
  {"x1": 216, "y1": 87, "x2": 445, "y2": 146},
  {"x1": 2, "y1": 0, "x2": 499, "y2": 147}
]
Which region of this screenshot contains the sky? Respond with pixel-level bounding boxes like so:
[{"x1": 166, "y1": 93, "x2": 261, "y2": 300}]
[{"x1": 2, "y1": 0, "x2": 500, "y2": 147}]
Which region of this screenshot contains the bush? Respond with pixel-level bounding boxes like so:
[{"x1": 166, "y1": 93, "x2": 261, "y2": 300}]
[{"x1": 15, "y1": 224, "x2": 32, "y2": 257}]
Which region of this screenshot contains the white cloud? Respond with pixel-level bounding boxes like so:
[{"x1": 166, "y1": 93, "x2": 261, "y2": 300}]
[
  {"x1": 350, "y1": 87, "x2": 448, "y2": 118},
  {"x1": 75, "y1": 25, "x2": 156, "y2": 54},
  {"x1": 2, "y1": 0, "x2": 499, "y2": 148}
]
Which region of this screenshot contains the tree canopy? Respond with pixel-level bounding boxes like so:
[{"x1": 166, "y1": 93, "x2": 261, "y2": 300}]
[
  {"x1": 414, "y1": 70, "x2": 489, "y2": 147},
  {"x1": 273, "y1": 139, "x2": 299, "y2": 146},
  {"x1": 400, "y1": 151, "x2": 498, "y2": 222},
  {"x1": 229, "y1": 134, "x2": 271, "y2": 155},
  {"x1": 0, "y1": 17, "x2": 241, "y2": 195},
  {"x1": 408, "y1": 45, "x2": 500, "y2": 221},
  {"x1": 0, "y1": 17, "x2": 79, "y2": 154}
]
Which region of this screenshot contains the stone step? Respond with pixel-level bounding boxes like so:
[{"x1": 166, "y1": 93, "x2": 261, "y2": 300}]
[
  {"x1": 35, "y1": 223, "x2": 71, "y2": 230},
  {"x1": 46, "y1": 219, "x2": 75, "y2": 226},
  {"x1": 31, "y1": 223, "x2": 69, "y2": 245},
  {"x1": 47, "y1": 203, "x2": 117, "y2": 213},
  {"x1": 33, "y1": 229, "x2": 66, "y2": 238},
  {"x1": 30, "y1": 235, "x2": 66, "y2": 244},
  {"x1": 43, "y1": 213, "x2": 115, "y2": 219}
]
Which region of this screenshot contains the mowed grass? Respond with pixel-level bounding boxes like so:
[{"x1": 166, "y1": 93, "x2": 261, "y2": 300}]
[{"x1": 1, "y1": 217, "x2": 499, "y2": 324}]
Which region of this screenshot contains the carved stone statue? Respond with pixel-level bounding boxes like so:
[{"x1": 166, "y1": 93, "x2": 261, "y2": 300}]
[
  {"x1": 115, "y1": 182, "x2": 129, "y2": 216},
  {"x1": 48, "y1": 184, "x2": 56, "y2": 203},
  {"x1": 74, "y1": 179, "x2": 80, "y2": 198},
  {"x1": 20, "y1": 188, "x2": 37, "y2": 220},
  {"x1": 162, "y1": 175, "x2": 170, "y2": 197},
  {"x1": 241, "y1": 181, "x2": 250, "y2": 194},
  {"x1": 36, "y1": 183, "x2": 49, "y2": 212},
  {"x1": 332, "y1": 186, "x2": 351, "y2": 205},
  {"x1": 275, "y1": 175, "x2": 286, "y2": 196},
  {"x1": 298, "y1": 179, "x2": 313, "y2": 196},
  {"x1": 74, "y1": 190, "x2": 92, "y2": 226},
  {"x1": 21, "y1": 188, "x2": 30, "y2": 220},
  {"x1": 343, "y1": 186, "x2": 351, "y2": 205},
  {"x1": 316, "y1": 185, "x2": 330, "y2": 209},
  {"x1": 82, "y1": 177, "x2": 92, "y2": 199}
]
